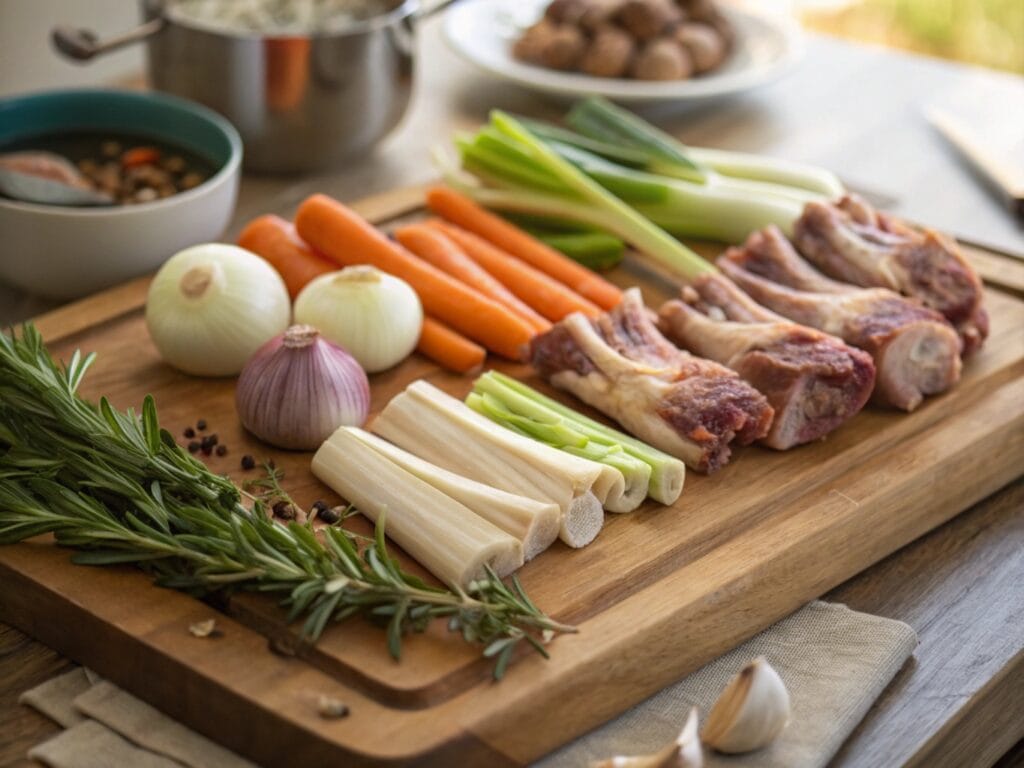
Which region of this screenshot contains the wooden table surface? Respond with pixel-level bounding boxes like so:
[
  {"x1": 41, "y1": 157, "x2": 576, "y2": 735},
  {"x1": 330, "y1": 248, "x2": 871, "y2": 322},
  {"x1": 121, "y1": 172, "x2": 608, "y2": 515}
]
[{"x1": 1, "y1": 12, "x2": 1023, "y2": 767}]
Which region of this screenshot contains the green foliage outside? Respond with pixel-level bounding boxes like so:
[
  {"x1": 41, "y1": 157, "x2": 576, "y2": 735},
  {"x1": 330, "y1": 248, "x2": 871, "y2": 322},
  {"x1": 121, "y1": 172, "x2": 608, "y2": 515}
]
[{"x1": 804, "y1": 0, "x2": 1024, "y2": 74}]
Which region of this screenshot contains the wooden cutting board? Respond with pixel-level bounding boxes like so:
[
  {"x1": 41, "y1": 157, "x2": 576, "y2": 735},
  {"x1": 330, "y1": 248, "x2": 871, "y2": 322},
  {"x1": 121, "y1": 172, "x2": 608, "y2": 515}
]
[{"x1": 2, "y1": 186, "x2": 1022, "y2": 767}]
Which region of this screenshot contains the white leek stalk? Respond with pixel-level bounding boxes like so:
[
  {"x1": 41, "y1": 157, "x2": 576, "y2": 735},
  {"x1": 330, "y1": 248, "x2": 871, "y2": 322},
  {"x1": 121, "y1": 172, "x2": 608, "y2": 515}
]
[
  {"x1": 372, "y1": 381, "x2": 611, "y2": 548},
  {"x1": 348, "y1": 428, "x2": 560, "y2": 561},
  {"x1": 312, "y1": 427, "x2": 523, "y2": 589}
]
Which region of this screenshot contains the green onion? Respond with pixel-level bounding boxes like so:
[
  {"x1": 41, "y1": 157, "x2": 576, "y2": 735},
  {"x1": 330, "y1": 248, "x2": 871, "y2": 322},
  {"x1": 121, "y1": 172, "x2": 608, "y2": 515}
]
[
  {"x1": 568, "y1": 97, "x2": 844, "y2": 198},
  {"x1": 469, "y1": 372, "x2": 685, "y2": 505}
]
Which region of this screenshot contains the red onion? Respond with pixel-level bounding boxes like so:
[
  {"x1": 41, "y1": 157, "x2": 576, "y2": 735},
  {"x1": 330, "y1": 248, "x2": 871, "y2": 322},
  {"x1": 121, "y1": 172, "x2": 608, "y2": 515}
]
[{"x1": 235, "y1": 325, "x2": 370, "y2": 450}]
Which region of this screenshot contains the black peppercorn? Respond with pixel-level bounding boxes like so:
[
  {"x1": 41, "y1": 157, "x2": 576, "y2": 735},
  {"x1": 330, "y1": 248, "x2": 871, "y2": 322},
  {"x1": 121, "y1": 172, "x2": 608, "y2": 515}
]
[
  {"x1": 215, "y1": 445, "x2": 228, "y2": 457},
  {"x1": 272, "y1": 501, "x2": 296, "y2": 520},
  {"x1": 187, "y1": 441, "x2": 201, "y2": 454},
  {"x1": 241, "y1": 454, "x2": 256, "y2": 470},
  {"x1": 318, "y1": 506, "x2": 341, "y2": 525},
  {"x1": 183, "y1": 427, "x2": 195, "y2": 438},
  {"x1": 196, "y1": 419, "x2": 207, "y2": 431}
]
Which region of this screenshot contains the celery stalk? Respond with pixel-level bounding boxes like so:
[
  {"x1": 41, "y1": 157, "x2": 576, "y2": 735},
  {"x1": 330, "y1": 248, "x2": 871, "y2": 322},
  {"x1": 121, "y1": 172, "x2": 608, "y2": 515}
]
[
  {"x1": 533, "y1": 231, "x2": 625, "y2": 271},
  {"x1": 471, "y1": 372, "x2": 685, "y2": 506}
]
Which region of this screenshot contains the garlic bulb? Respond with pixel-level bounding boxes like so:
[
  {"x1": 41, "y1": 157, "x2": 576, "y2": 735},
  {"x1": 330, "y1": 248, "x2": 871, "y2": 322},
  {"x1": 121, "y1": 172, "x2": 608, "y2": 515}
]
[
  {"x1": 294, "y1": 266, "x2": 422, "y2": 373},
  {"x1": 236, "y1": 325, "x2": 370, "y2": 450},
  {"x1": 146, "y1": 243, "x2": 290, "y2": 376},
  {"x1": 702, "y1": 657, "x2": 790, "y2": 754},
  {"x1": 591, "y1": 707, "x2": 702, "y2": 768}
]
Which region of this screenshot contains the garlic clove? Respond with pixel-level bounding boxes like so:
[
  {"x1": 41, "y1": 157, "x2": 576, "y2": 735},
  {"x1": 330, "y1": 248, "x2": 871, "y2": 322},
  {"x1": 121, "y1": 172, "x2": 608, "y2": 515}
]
[
  {"x1": 702, "y1": 657, "x2": 790, "y2": 754},
  {"x1": 591, "y1": 707, "x2": 703, "y2": 768}
]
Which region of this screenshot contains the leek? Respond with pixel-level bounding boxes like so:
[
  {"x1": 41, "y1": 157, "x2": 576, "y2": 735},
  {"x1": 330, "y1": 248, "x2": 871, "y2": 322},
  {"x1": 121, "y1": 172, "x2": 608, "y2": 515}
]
[
  {"x1": 471, "y1": 372, "x2": 685, "y2": 506},
  {"x1": 348, "y1": 429, "x2": 561, "y2": 561},
  {"x1": 312, "y1": 427, "x2": 524, "y2": 589},
  {"x1": 373, "y1": 381, "x2": 609, "y2": 548}
]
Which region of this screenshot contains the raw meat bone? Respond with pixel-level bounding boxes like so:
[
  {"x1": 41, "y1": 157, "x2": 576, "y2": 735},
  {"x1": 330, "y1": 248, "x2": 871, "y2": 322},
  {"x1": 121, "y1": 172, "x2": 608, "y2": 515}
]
[
  {"x1": 658, "y1": 273, "x2": 876, "y2": 450},
  {"x1": 530, "y1": 288, "x2": 773, "y2": 473},
  {"x1": 793, "y1": 196, "x2": 988, "y2": 355},
  {"x1": 718, "y1": 254, "x2": 962, "y2": 412}
]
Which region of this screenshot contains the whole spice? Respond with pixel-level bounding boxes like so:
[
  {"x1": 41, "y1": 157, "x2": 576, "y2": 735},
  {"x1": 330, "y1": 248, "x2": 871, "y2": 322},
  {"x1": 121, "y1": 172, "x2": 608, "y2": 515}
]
[
  {"x1": 235, "y1": 325, "x2": 370, "y2": 451},
  {"x1": 145, "y1": 243, "x2": 291, "y2": 377},
  {"x1": 215, "y1": 444, "x2": 228, "y2": 457},
  {"x1": 241, "y1": 454, "x2": 256, "y2": 470},
  {"x1": 0, "y1": 323, "x2": 573, "y2": 678},
  {"x1": 702, "y1": 657, "x2": 791, "y2": 753},
  {"x1": 188, "y1": 618, "x2": 218, "y2": 638},
  {"x1": 316, "y1": 695, "x2": 350, "y2": 719},
  {"x1": 294, "y1": 266, "x2": 423, "y2": 373}
]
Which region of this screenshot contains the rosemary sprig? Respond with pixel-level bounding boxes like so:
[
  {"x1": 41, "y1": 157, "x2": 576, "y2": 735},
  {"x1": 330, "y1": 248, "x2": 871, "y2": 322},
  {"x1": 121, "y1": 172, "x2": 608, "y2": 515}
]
[{"x1": 0, "y1": 324, "x2": 574, "y2": 678}]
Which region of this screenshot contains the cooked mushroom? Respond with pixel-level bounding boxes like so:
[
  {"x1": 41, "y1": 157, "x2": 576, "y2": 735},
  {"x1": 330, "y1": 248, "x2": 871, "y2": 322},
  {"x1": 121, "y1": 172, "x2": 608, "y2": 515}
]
[
  {"x1": 580, "y1": 24, "x2": 637, "y2": 78},
  {"x1": 540, "y1": 24, "x2": 588, "y2": 70},
  {"x1": 513, "y1": 18, "x2": 560, "y2": 64},
  {"x1": 631, "y1": 37, "x2": 692, "y2": 80},
  {"x1": 618, "y1": 0, "x2": 682, "y2": 41},
  {"x1": 673, "y1": 21, "x2": 726, "y2": 72},
  {"x1": 579, "y1": 0, "x2": 626, "y2": 31},
  {"x1": 544, "y1": 0, "x2": 590, "y2": 24}
]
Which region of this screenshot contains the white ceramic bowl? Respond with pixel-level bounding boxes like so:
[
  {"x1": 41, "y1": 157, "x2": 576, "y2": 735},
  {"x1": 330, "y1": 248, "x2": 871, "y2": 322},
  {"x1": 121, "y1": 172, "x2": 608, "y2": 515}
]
[{"x1": 0, "y1": 89, "x2": 242, "y2": 299}]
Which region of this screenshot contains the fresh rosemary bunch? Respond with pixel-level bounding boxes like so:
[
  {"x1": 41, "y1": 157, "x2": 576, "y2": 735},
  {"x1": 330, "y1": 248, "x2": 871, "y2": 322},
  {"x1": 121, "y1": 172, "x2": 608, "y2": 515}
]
[{"x1": 0, "y1": 324, "x2": 573, "y2": 678}]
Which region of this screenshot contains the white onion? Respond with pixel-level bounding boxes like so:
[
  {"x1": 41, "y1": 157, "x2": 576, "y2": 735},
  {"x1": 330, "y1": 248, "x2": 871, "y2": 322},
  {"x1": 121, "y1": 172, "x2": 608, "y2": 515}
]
[
  {"x1": 236, "y1": 325, "x2": 370, "y2": 450},
  {"x1": 146, "y1": 243, "x2": 290, "y2": 376},
  {"x1": 294, "y1": 266, "x2": 422, "y2": 373}
]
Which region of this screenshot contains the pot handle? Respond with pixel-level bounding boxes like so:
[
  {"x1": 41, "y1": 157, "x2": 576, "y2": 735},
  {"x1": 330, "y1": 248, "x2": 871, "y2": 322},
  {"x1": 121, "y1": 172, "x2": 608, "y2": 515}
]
[
  {"x1": 413, "y1": 0, "x2": 465, "y2": 23},
  {"x1": 51, "y1": 17, "x2": 164, "y2": 62}
]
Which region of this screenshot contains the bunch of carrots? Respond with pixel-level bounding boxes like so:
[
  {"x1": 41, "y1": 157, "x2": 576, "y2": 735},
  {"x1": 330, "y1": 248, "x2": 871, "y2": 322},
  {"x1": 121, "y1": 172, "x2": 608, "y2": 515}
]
[{"x1": 237, "y1": 186, "x2": 622, "y2": 374}]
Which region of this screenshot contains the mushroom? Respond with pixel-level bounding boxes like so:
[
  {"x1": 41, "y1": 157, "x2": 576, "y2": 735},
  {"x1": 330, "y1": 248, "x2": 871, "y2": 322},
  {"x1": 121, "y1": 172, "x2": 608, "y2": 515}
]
[
  {"x1": 631, "y1": 37, "x2": 693, "y2": 80},
  {"x1": 545, "y1": 0, "x2": 591, "y2": 24},
  {"x1": 579, "y1": 0, "x2": 627, "y2": 32},
  {"x1": 540, "y1": 23, "x2": 588, "y2": 70},
  {"x1": 513, "y1": 18, "x2": 559, "y2": 64},
  {"x1": 617, "y1": 0, "x2": 682, "y2": 41},
  {"x1": 580, "y1": 24, "x2": 637, "y2": 78},
  {"x1": 673, "y1": 21, "x2": 726, "y2": 73}
]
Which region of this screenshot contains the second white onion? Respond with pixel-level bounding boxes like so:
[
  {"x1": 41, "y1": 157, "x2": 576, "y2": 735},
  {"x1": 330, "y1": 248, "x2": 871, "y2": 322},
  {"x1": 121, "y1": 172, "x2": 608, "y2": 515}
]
[{"x1": 294, "y1": 266, "x2": 423, "y2": 373}]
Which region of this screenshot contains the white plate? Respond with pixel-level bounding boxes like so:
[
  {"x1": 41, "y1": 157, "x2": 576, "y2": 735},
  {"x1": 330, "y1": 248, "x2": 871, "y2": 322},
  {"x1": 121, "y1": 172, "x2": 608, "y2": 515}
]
[{"x1": 443, "y1": 0, "x2": 804, "y2": 104}]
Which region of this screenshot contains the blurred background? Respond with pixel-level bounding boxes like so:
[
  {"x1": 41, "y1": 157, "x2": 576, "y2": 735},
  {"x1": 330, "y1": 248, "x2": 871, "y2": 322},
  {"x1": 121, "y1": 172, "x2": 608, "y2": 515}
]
[
  {"x1": 1, "y1": 0, "x2": 1022, "y2": 99},
  {"x1": 799, "y1": 0, "x2": 1024, "y2": 74}
]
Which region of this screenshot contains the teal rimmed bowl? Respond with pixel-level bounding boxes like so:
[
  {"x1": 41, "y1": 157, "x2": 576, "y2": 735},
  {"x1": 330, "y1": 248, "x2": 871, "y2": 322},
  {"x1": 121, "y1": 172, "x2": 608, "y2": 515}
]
[{"x1": 0, "y1": 89, "x2": 242, "y2": 299}]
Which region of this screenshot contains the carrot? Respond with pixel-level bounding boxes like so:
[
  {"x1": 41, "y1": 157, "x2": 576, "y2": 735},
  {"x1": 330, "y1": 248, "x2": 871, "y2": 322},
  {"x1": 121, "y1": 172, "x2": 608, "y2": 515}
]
[
  {"x1": 237, "y1": 214, "x2": 335, "y2": 299},
  {"x1": 295, "y1": 194, "x2": 536, "y2": 360},
  {"x1": 265, "y1": 38, "x2": 311, "y2": 112},
  {"x1": 394, "y1": 224, "x2": 551, "y2": 334},
  {"x1": 426, "y1": 186, "x2": 623, "y2": 310},
  {"x1": 417, "y1": 316, "x2": 486, "y2": 374},
  {"x1": 427, "y1": 220, "x2": 601, "y2": 322},
  {"x1": 121, "y1": 146, "x2": 161, "y2": 168}
]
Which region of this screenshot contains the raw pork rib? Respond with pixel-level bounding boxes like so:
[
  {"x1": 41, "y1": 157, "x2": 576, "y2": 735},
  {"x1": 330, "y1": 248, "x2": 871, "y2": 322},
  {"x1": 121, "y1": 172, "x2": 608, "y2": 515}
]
[
  {"x1": 530, "y1": 288, "x2": 773, "y2": 473},
  {"x1": 658, "y1": 273, "x2": 875, "y2": 450},
  {"x1": 793, "y1": 196, "x2": 988, "y2": 355},
  {"x1": 718, "y1": 236, "x2": 962, "y2": 412}
]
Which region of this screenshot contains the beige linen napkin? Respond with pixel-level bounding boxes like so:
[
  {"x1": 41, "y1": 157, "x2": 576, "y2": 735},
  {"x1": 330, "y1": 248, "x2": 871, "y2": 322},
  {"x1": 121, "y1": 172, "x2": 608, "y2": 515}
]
[
  {"x1": 536, "y1": 601, "x2": 918, "y2": 768},
  {"x1": 20, "y1": 601, "x2": 916, "y2": 768}
]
